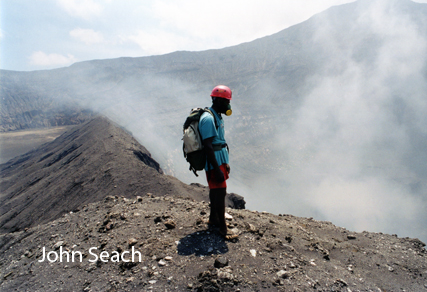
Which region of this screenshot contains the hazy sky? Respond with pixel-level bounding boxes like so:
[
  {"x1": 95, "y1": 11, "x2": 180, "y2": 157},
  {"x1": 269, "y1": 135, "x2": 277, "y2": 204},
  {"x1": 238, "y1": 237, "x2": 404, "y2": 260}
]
[{"x1": 6, "y1": 0, "x2": 427, "y2": 71}]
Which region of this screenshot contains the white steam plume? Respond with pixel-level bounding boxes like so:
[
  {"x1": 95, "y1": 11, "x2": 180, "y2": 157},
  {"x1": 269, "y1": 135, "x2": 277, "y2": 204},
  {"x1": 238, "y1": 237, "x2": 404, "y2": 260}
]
[{"x1": 237, "y1": 0, "x2": 427, "y2": 241}]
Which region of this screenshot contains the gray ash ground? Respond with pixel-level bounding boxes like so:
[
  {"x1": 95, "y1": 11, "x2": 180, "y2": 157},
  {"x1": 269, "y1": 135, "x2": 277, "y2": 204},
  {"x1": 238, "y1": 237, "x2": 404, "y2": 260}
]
[{"x1": 1, "y1": 193, "x2": 426, "y2": 292}]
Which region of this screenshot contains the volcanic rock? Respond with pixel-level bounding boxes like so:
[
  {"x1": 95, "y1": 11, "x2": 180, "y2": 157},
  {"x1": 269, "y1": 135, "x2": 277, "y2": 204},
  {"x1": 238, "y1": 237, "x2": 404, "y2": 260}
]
[{"x1": 0, "y1": 194, "x2": 425, "y2": 291}]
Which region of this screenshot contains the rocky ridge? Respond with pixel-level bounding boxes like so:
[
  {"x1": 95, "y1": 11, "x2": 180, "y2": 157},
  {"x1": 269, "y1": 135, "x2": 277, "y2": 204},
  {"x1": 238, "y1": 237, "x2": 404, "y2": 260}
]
[
  {"x1": 0, "y1": 116, "x2": 244, "y2": 234},
  {"x1": 1, "y1": 193, "x2": 426, "y2": 291}
]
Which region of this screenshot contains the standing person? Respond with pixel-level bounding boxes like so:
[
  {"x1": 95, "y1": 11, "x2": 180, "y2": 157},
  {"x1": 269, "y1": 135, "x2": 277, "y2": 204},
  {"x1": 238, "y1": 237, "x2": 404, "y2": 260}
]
[{"x1": 199, "y1": 85, "x2": 237, "y2": 240}]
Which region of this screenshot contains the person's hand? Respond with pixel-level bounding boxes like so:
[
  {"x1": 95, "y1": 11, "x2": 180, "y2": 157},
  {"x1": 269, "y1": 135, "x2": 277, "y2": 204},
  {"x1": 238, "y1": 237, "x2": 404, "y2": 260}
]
[
  {"x1": 214, "y1": 168, "x2": 225, "y2": 182},
  {"x1": 225, "y1": 164, "x2": 230, "y2": 174}
]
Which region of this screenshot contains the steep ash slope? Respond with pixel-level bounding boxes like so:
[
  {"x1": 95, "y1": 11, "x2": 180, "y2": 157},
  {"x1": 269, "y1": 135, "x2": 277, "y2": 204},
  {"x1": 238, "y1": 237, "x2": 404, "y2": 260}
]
[
  {"x1": 0, "y1": 194, "x2": 425, "y2": 291},
  {"x1": 0, "y1": 116, "x2": 244, "y2": 233}
]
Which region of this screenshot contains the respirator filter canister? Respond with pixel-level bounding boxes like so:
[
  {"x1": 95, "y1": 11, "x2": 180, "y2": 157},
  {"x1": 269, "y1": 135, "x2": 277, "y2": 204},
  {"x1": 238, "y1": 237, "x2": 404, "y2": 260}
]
[{"x1": 225, "y1": 104, "x2": 232, "y2": 116}]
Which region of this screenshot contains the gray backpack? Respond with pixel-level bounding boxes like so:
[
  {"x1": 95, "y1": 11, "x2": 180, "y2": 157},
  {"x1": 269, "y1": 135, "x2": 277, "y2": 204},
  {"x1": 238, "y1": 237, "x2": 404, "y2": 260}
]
[{"x1": 182, "y1": 108, "x2": 217, "y2": 176}]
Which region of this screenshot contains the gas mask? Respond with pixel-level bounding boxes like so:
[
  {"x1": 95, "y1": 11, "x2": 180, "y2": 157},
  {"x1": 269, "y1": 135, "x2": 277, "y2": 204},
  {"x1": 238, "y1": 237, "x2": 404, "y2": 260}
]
[{"x1": 214, "y1": 97, "x2": 232, "y2": 116}]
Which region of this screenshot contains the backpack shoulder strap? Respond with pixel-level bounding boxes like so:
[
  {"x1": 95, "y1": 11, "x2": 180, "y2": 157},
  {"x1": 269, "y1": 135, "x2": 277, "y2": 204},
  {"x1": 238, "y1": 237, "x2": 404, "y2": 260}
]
[{"x1": 204, "y1": 107, "x2": 219, "y2": 129}]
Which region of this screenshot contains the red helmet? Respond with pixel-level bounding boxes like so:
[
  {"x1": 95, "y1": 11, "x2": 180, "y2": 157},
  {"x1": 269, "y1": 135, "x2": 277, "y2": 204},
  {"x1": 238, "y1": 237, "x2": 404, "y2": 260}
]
[{"x1": 210, "y1": 85, "x2": 232, "y2": 100}]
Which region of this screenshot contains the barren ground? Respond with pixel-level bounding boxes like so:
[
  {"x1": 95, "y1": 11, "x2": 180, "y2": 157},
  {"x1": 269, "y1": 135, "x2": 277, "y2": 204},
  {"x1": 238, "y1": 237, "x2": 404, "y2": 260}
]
[
  {"x1": 1, "y1": 194, "x2": 426, "y2": 291},
  {"x1": 0, "y1": 126, "x2": 73, "y2": 164}
]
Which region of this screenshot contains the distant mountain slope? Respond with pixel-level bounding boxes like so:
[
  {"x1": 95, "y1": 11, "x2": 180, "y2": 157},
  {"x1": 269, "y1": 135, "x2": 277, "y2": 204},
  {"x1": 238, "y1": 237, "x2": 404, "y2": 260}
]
[
  {"x1": 0, "y1": 69, "x2": 95, "y2": 131},
  {"x1": 0, "y1": 116, "x2": 244, "y2": 233}
]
